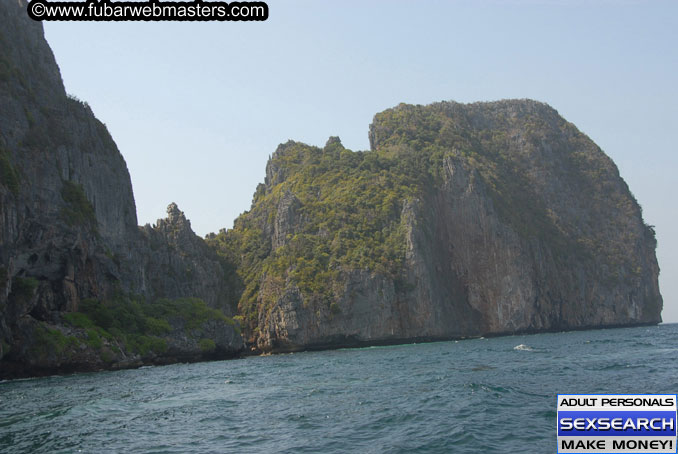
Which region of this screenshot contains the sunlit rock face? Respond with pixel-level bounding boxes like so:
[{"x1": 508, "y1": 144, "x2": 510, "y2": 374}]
[{"x1": 223, "y1": 100, "x2": 661, "y2": 352}]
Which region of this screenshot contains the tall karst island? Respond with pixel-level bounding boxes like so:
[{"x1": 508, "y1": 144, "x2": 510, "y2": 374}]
[{"x1": 0, "y1": 0, "x2": 662, "y2": 378}]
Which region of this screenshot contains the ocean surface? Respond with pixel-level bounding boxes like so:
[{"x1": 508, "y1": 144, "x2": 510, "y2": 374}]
[{"x1": 1, "y1": 324, "x2": 677, "y2": 453}]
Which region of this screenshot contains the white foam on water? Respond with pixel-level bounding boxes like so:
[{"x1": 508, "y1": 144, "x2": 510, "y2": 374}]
[{"x1": 513, "y1": 344, "x2": 534, "y2": 351}]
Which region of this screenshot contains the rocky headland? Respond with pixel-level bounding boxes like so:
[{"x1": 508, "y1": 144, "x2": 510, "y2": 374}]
[
  {"x1": 0, "y1": 1, "x2": 242, "y2": 379},
  {"x1": 0, "y1": 0, "x2": 662, "y2": 378},
  {"x1": 209, "y1": 101, "x2": 661, "y2": 352}
]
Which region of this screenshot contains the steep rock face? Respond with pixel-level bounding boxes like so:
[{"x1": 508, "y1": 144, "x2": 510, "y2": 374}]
[
  {"x1": 388, "y1": 102, "x2": 662, "y2": 334},
  {"x1": 1, "y1": 0, "x2": 135, "y2": 358},
  {"x1": 217, "y1": 101, "x2": 662, "y2": 352},
  {"x1": 0, "y1": 1, "x2": 242, "y2": 376},
  {"x1": 137, "y1": 203, "x2": 236, "y2": 315}
]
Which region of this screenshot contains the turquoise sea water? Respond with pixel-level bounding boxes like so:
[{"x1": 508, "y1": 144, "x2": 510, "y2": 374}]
[{"x1": 1, "y1": 324, "x2": 677, "y2": 453}]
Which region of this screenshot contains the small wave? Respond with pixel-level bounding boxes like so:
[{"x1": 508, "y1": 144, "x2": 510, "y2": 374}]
[
  {"x1": 513, "y1": 344, "x2": 534, "y2": 351},
  {"x1": 471, "y1": 364, "x2": 496, "y2": 371}
]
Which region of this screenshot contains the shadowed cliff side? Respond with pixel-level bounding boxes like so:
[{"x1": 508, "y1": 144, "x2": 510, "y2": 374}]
[
  {"x1": 0, "y1": 1, "x2": 242, "y2": 379},
  {"x1": 0, "y1": 0, "x2": 662, "y2": 377}
]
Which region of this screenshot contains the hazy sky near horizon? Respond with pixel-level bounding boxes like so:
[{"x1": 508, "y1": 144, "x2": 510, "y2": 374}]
[{"x1": 43, "y1": 0, "x2": 677, "y2": 321}]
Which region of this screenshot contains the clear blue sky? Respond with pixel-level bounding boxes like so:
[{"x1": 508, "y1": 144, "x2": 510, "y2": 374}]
[{"x1": 43, "y1": 0, "x2": 677, "y2": 321}]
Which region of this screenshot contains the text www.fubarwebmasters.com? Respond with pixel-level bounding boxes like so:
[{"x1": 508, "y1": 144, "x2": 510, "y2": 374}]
[{"x1": 27, "y1": 0, "x2": 269, "y2": 21}]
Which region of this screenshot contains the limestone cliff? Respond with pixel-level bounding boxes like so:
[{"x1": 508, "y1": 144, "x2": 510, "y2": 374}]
[
  {"x1": 213, "y1": 102, "x2": 662, "y2": 352},
  {"x1": 0, "y1": 1, "x2": 242, "y2": 378},
  {"x1": 0, "y1": 0, "x2": 662, "y2": 377},
  {"x1": 137, "y1": 203, "x2": 236, "y2": 315}
]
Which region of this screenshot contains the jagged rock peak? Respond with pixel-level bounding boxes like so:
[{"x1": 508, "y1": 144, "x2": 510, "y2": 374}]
[
  {"x1": 166, "y1": 202, "x2": 187, "y2": 225},
  {"x1": 265, "y1": 141, "x2": 298, "y2": 188},
  {"x1": 154, "y1": 203, "x2": 193, "y2": 240},
  {"x1": 325, "y1": 136, "x2": 342, "y2": 147}
]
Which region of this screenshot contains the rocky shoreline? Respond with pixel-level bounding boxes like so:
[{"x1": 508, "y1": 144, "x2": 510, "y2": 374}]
[
  {"x1": 0, "y1": 0, "x2": 662, "y2": 380},
  {"x1": 2, "y1": 321, "x2": 662, "y2": 381}
]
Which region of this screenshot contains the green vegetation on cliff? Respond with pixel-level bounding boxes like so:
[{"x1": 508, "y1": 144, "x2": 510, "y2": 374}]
[
  {"x1": 28, "y1": 324, "x2": 80, "y2": 361},
  {"x1": 208, "y1": 101, "x2": 654, "y2": 342},
  {"x1": 56, "y1": 296, "x2": 235, "y2": 360},
  {"x1": 8, "y1": 276, "x2": 39, "y2": 307},
  {"x1": 61, "y1": 180, "x2": 97, "y2": 229},
  {"x1": 208, "y1": 137, "x2": 430, "y2": 331},
  {"x1": 0, "y1": 146, "x2": 19, "y2": 195}
]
